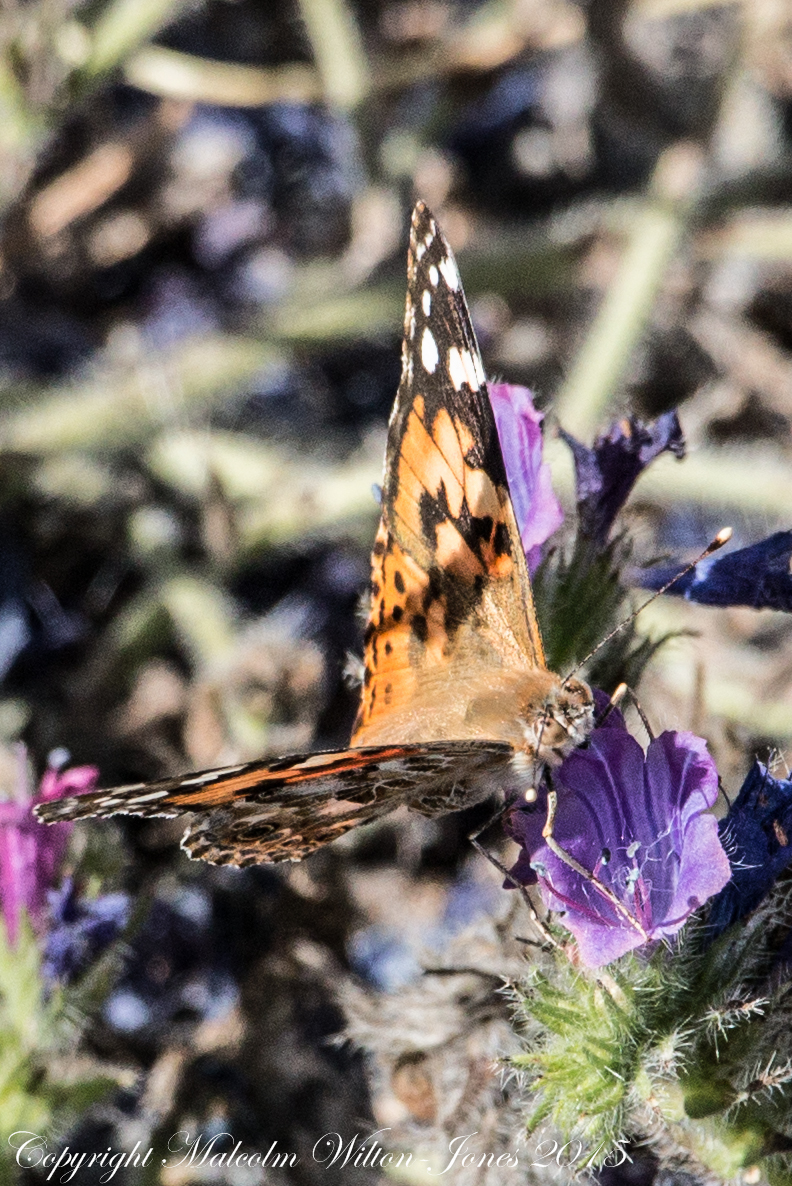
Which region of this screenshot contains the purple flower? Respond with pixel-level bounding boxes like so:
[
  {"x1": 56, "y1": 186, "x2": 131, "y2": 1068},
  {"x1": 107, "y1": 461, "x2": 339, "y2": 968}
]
[
  {"x1": 506, "y1": 704, "x2": 731, "y2": 967},
  {"x1": 561, "y1": 412, "x2": 685, "y2": 544},
  {"x1": 42, "y1": 877, "x2": 129, "y2": 983},
  {"x1": 489, "y1": 383, "x2": 563, "y2": 570},
  {"x1": 0, "y1": 750, "x2": 98, "y2": 945},
  {"x1": 640, "y1": 530, "x2": 792, "y2": 612},
  {"x1": 708, "y1": 762, "x2": 792, "y2": 936}
]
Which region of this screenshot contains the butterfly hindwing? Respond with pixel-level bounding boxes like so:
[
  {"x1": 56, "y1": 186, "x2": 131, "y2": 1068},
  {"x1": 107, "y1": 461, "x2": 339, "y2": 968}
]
[
  {"x1": 35, "y1": 741, "x2": 513, "y2": 865},
  {"x1": 353, "y1": 202, "x2": 545, "y2": 745}
]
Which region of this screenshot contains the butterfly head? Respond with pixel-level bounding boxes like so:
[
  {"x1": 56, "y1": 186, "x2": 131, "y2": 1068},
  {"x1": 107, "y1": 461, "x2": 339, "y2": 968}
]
[{"x1": 520, "y1": 677, "x2": 595, "y2": 768}]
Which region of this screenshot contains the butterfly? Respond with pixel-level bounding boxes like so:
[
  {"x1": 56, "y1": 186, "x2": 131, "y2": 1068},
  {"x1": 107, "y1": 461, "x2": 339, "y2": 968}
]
[{"x1": 36, "y1": 202, "x2": 595, "y2": 867}]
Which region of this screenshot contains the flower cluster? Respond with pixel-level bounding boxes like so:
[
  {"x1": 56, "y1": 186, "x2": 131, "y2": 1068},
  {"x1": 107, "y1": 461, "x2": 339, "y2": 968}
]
[
  {"x1": 0, "y1": 749, "x2": 127, "y2": 980},
  {"x1": 0, "y1": 751, "x2": 97, "y2": 945},
  {"x1": 484, "y1": 386, "x2": 792, "y2": 1181},
  {"x1": 492, "y1": 384, "x2": 792, "y2": 968}
]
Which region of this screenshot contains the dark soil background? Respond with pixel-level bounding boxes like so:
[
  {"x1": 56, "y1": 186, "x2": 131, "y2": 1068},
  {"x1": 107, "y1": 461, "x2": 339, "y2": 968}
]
[{"x1": 1, "y1": 0, "x2": 792, "y2": 1182}]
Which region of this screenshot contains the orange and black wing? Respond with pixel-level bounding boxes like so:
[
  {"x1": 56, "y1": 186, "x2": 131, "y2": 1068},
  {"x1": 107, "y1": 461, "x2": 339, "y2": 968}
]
[
  {"x1": 35, "y1": 741, "x2": 512, "y2": 865},
  {"x1": 352, "y1": 202, "x2": 545, "y2": 745}
]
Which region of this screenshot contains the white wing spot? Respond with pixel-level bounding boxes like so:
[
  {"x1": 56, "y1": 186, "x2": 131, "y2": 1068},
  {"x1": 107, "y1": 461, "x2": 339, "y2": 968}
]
[
  {"x1": 448, "y1": 347, "x2": 465, "y2": 390},
  {"x1": 428, "y1": 264, "x2": 439, "y2": 287},
  {"x1": 416, "y1": 241, "x2": 427, "y2": 261},
  {"x1": 178, "y1": 765, "x2": 245, "y2": 787},
  {"x1": 300, "y1": 752, "x2": 347, "y2": 768},
  {"x1": 377, "y1": 759, "x2": 410, "y2": 774},
  {"x1": 421, "y1": 327, "x2": 439, "y2": 373},
  {"x1": 447, "y1": 346, "x2": 480, "y2": 391},
  {"x1": 404, "y1": 292, "x2": 416, "y2": 339},
  {"x1": 422, "y1": 289, "x2": 431, "y2": 316},
  {"x1": 461, "y1": 348, "x2": 480, "y2": 388},
  {"x1": 439, "y1": 255, "x2": 460, "y2": 291}
]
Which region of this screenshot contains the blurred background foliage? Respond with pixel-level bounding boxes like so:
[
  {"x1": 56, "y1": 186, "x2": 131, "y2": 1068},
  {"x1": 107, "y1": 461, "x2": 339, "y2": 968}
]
[{"x1": 1, "y1": 0, "x2": 792, "y2": 1181}]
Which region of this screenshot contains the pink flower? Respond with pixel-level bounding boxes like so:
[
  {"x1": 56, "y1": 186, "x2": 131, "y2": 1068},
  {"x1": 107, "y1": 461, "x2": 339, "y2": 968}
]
[
  {"x1": 489, "y1": 383, "x2": 563, "y2": 570},
  {"x1": 0, "y1": 749, "x2": 98, "y2": 945}
]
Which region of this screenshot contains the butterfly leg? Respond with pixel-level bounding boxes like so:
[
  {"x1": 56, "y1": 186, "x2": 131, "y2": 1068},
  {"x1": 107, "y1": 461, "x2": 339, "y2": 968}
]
[
  {"x1": 597, "y1": 681, "x2": 654, "y2": 741},
  {"x1": 541, "y1": 776, "x2": 649, "y2": 941},
  {"x1": 467, "y1": 803, "x2": 558, "y2": 948},
  {"x1": 594, "y1": 682, "x2": 627, "y2": 728}
]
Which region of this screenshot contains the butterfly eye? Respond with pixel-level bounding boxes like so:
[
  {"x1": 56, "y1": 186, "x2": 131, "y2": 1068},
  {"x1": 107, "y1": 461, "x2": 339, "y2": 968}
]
[{"x1": 600, "y1": 847, "x2": 611, "y2": 865}]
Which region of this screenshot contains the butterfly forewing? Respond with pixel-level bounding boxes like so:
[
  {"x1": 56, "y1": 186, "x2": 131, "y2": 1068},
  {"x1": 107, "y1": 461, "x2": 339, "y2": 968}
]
[
  {"x1": 35, "y1": 201, "x2": 556, "y2": 867},
  {"x1": 352, "y1": 202, "x2": 545, "y2": 746}
]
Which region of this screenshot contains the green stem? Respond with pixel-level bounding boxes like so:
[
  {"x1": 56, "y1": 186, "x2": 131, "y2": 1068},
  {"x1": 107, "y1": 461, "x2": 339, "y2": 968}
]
[
  {"x1": 86, "y1": 0, "x2": 193, "y2": 77},
  {"x1": 297, "y1": 0, "x2": 369, "y2": 110},
  {"x1": 555, "y1": 144, "x2": 705, "y2": 440},
  {"x1": 0, "y1": 336, "x2": 282, "y2": 454},
  {"x1": 124, "y1": 48, "x2": 323, "y2": 106}
]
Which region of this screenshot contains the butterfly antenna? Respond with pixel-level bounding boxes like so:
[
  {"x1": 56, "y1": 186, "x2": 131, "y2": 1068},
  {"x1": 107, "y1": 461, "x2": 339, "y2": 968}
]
[{"x1": 564, "y1": 526, "x2": 733, "y2": 681}]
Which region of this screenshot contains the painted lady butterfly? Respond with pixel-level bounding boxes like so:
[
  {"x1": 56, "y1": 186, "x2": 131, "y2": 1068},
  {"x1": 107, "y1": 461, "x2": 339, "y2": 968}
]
[{"x1": 36, "y1": 202, "x2": 595, "y2": 866}]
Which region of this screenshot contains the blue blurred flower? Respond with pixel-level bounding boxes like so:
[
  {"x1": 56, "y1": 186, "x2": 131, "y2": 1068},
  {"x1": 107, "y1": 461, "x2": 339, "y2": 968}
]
[
  {"x1": 506, "y1": 702, "x2": 731, "y2": 967},
  {"x1": 640, "y1": 530, "x2": 792, "y2": 612},
  {"x1": 102, "y1": 889, "x2": 237, "y2": 1038},
  {"x1": 348, "y1": 926, "x2": 419, "y2": 991},
  {"x1": 42, "y1": 877, "x2": 129, "y2": 983},
  {"x1": 708, "y1": 762, "x2": 792, "y2": 936},
  {"x1": 561, "y1": 412, "x2": 685, "y2": 544}
]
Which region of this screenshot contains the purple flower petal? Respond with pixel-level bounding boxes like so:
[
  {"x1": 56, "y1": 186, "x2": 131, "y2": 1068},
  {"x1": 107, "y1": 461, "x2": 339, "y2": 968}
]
[
  {"x1": 0, "y1": 802, "x2": 67, "y2": 944},
  {"x1": 489, "y1": 383, "x2": 563, "y2": 569},
  {"x1": 561, "y1": 412, "x2": 685, "y2": 544},
  {"x1": 39, "y1": 764, "x2": 100, "y2": 801},
  {"x1": 640, "y1": 531, "x2": 792, "y2": 612},
  {"x1": 506, "y1": 715, "x2": 730, "y2": 967}
]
